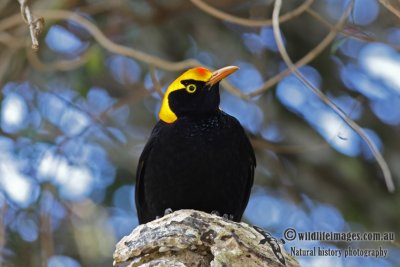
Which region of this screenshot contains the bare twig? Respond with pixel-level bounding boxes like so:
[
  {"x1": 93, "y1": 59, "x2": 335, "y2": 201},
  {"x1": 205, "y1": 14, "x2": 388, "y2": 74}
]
[
  {"x1": 306, "y1": 9, "x2": 372, "y2": 42},
  {"x1": 37, "y1": 10, "x2": 199, "y2": 71},
  {"x1": 26, "y1": 46, "x2": 89, "y2": 71},
  {"x1": 149, "y1": 66, "x2": 164, "y2": 98},
  {"x1": 248, "y1": 6, "x2": 350, "y2": 97},
  {"x1": 17, "y1": 0, "x2": 44, "y2": 50},
  {"x1": 190, "y1": 0, "x2": 314, "y2": 27},
  {"x1": 0, "y1": 10, "x2": 247, "y2": 98},
  {"x1": 306, "y1": 8, "x2": 400, "y2": 51},
  {"x1": 99, "y1": 86, "x2": 153, "y2": 121},
  {"x1": 379, "y1": 0, "x2": 400, "y2": 19},
  {"x1": 272, "y1": 0, "x2": 395, "y2": 192},
  {"x1": 39, "y1": 10, "x2": 247, "y2": 98}
]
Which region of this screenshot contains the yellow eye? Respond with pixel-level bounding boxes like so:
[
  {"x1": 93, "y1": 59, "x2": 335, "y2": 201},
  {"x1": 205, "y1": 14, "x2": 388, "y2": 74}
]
[{"x1": 186, "y1": 84, "x2": 197, "y2": 93}]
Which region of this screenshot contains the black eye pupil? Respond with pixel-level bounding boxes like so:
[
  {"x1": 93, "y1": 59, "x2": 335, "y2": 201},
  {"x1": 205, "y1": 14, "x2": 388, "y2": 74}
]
[{"x1": 187, "y1": 84, "x2": 196, "y2": 93}]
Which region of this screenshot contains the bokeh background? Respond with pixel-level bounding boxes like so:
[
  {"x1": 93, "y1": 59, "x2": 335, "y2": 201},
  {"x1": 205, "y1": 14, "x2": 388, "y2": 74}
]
[{"x1": 1, "y1": 0, "x2": 399, "y2": 266}]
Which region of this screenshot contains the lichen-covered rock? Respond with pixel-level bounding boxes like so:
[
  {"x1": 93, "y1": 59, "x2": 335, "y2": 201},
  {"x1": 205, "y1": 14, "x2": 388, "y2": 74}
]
[{"x1": 113, "y1": 210, "x2": 299, "y2": 267}]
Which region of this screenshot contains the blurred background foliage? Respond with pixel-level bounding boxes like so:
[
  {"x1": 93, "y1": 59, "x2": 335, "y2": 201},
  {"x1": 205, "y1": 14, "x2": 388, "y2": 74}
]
[{"x1": 0, "y1": 0, "x2": 400, "y2": 266}]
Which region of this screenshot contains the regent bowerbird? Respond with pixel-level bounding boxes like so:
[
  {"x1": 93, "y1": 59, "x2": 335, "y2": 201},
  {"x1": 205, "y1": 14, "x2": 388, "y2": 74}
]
[{"x1": 135, "y1": 66, "x2": 256, "y2": 224}]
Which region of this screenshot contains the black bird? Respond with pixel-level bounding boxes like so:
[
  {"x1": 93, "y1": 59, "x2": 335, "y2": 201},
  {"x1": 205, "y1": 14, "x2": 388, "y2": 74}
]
[{"x1": 135, "y1": 66, "x2": 256, "y2": 224}]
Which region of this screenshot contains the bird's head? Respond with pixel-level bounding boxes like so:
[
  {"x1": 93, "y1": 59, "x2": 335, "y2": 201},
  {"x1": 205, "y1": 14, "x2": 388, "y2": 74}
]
[{"x1": 159, "y1": 66, "x2": 239, "y2": 123}]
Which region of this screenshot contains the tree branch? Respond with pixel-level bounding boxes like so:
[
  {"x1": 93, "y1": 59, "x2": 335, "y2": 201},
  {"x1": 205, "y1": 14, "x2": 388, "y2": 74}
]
[
  {"x1": 379, "y1": 0, "x2": 400, "y2": 19},
  {"x1": 114, "y1": 210, "x2": 299, "y2": 267},
  {"x1": 272, "y1": 0, "x2": 395, "y2": 193},
  {"x1": 0, "y1": 7, "x2": 245, "y2": 99},
  {"x1": 26, "y1": 45, "x2": 89, "y2": 71},
  {"x1": 248, "y1": 3, "x2": 351, "y2": 97},
  {"x1": 17, "y1": 0, "x2": 44, "y2": 50},
  {"x1": 190, "y1": 0, "x2": 314, "y2": 27}
]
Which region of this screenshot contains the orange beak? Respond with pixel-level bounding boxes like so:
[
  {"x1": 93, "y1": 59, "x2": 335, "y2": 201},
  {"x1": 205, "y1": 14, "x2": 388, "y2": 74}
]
[{"x1": 206, "y1": 66, "x2": 239, "y2": 87}]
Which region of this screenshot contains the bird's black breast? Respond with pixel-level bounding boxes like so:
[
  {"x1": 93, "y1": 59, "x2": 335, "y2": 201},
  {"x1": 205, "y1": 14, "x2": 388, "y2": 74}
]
[{"x1": 135, "y1": 111, "x2": 255, "y2": 224}]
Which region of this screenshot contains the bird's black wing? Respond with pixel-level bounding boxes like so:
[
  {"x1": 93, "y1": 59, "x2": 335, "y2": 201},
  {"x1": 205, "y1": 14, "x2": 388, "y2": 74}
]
[
  {"x1": 234, "y1": 118, "x2": 257, "y2": 219},
  {"x1": 222, "y1": 112, "x2": 256, "y2": 220},
  {"x1": 135, "y1": 121, "x2": 165, "y2": 223},
  {"x1": 239, "y1": 126, "x2": 256, "y2": 218}
]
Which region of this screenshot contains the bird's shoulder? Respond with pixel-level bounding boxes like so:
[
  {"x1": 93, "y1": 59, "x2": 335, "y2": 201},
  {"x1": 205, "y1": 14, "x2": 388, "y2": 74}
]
[
  {"x1": 138, "y1": 120, "x2": 166, "y2": 160},
  {"x1": 175, "y1": 110, "x2": 243, "y2": 132},
  {"x1": 140, "y1": 111, "x2": 255, "y2": 164},
  {"x1": 143, "y1": 112, "x2": 236, "y2": 139},
  {"x1": 218, "y1": 111, "x2": 256, "y2": 165}
]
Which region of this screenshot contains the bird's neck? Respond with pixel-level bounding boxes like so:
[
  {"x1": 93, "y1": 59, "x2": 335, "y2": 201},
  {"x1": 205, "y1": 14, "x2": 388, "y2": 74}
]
[{"x1": 179, "y1": 109, "x2": 220, "y2": 121}]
